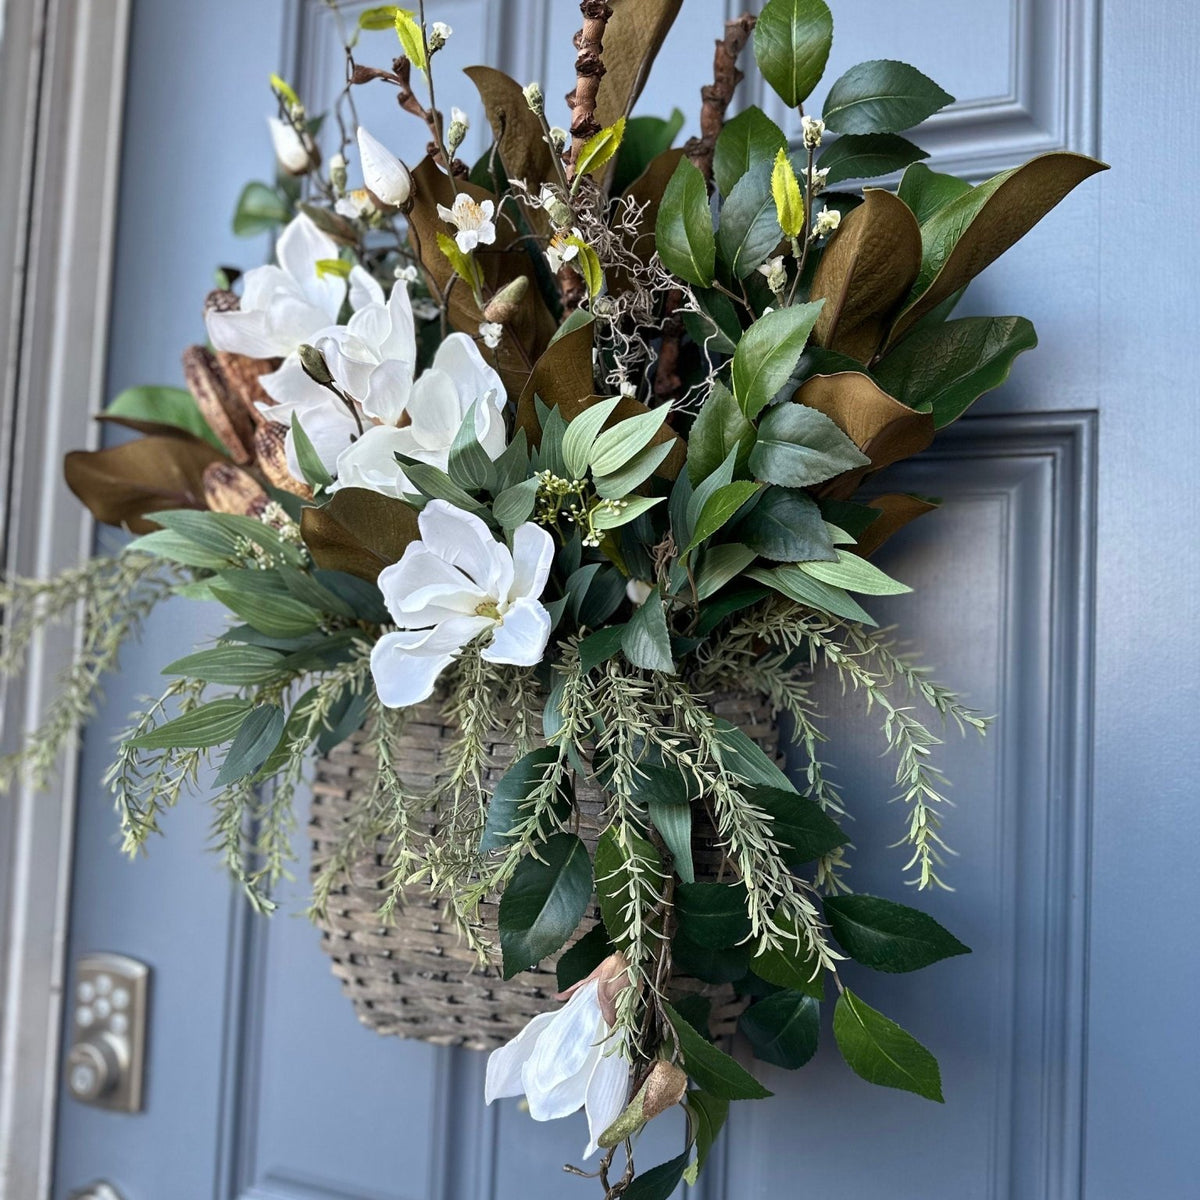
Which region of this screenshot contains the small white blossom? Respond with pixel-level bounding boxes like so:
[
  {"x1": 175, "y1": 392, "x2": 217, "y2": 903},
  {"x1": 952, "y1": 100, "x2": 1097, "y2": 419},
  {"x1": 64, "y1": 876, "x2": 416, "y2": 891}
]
[
  {"x1": 329, "y1": 152, "x2": 348, "y2": 193},
  {"x1": 757, "y1": 254, "x2": 787, "y2": 294},
  {"x1": 801, "y1": 115, "x2": 825, "y2": 149},
  {"x1": 811, "y1": 166, "x2": 830, "y2": 194},
  {"x1": 335, "y1": 188, "x2": 376, "y2": 220},
  {"x1": 268, "y1": 117, "x2": 312, "y2": 175},
  {"x1": 626, "y1": 578, "x2": 653, "y2": 606},
  {"x1": 395, "y1": 264, "x2": 420, "y2": 283},
  {"x1": 812, "y1": 208, "x2": 841, "y2": 238},
  {"x1": 437, "y1": 193, "x2": 496, "y2": 253},
  {"x1": 479, "y1": 321, "x2": 503, "y2": 349},
  {"x1": 618, "y1": 380, "x2": 637, "y2": 400},
  {"x1": 546, "y1": 230, "x2": 582, "y2": 273},
  {"x1": 548, "y1": 126, "x2": 569, "y2": 153},
  {"x1": 357, "y1": 126, "x2": 412, "y2": 207},
  {"x1": 523, "y1": 81, "x2": 544, "y2": 115},
  {"x1": 447, "y1": 106, "x2": 470, "y2": 154}
]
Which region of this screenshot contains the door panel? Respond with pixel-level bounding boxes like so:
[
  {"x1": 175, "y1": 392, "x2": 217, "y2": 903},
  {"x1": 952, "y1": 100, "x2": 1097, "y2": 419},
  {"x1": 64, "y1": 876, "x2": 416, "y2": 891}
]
[{"x1": 52, "y1": 1, "x2": 1200, "y2": 1198}]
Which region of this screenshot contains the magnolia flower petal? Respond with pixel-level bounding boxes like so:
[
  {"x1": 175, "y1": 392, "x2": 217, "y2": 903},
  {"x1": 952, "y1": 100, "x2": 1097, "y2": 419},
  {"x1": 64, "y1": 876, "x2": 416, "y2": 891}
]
[
  {"x1": 583, "y1": 1046, "x2": 630, "y2": 1159},
  {"x1": 379, "y1": 279, "x2": 417, "y2": 365},
  {"x1": 317, "y1": 328, "x2": 377, "y2": 403},
  {"x1": 385, "y1": 614, "x2": 493, "y2": 656},
  {"x1": 331, "y1": 425, "x2": 413, "y2": 500},
  {"x1": 483, "y1": 597, "x2": 551, "y2": 667},
  {"x1": 349, "y1": 265, "x2": 385, "y2": 310},
  {"x1": 369, "y1": 635, "x2": 452, "y2": 708},
  {"x1": 509, "y1": 523, "x2": 555, "y2": 602},
  {"x1": 204, "y1": 307, "x2": 289, "y2": 360},
  {"x1": 416, "y1": 500, "x2": 511, "y2": 596},
  {"x1": 484, "y1": 1009, "x2": 559, "y2": 1103},
  {"x1": 526, "y1": 1036, "x2": 603, "y2": 1123},
  {"x1": 361, "y1": 357, "x2": 415, "y2": 426},
  {"x1": 377, "y1": 544, "x2": 476, "y2": 612},
  {"x1": 431, "y1": 332, "x2": 505, "y2": 412},
  {"x1": 260, "y1": 353, "x2": 335, "y2": 410},
  {"x1": 405, "y1": 368, "x2": 465, "y2": 449},
  {"x1": 523, "y1": 981, "x2": 603, "y2": 1118},
  {"x1": 357, "y1": 125, "x2": 412, "y2": 207},
  {"x1": 275, "y1": 214, "x2": 344, "y2": 321}
]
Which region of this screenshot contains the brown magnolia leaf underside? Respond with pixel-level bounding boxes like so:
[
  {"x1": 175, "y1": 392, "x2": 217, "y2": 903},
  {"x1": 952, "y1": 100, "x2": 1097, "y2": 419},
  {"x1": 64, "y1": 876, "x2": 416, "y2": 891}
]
[
  {"x1": 808, "y1": 189, "x2": 922, "y2": 363},
  {"x1": 857, "y1": 492, "x2": 940, "y2": 557},
  {"x1": 300, "y1": 487, "x2": 420, "y2": 582},
  {"x1": 594, "y1": 0, "x2": 685, "y2": 131},
  {"x1": 64, "y1": 436, "x2": 226, "y2": 534}
]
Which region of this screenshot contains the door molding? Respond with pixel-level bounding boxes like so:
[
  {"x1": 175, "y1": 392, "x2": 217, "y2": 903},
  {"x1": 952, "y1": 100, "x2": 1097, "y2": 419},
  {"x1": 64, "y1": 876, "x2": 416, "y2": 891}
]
[{"x1": 0, "y1": 0, "x2": 131, "y2": 1195}]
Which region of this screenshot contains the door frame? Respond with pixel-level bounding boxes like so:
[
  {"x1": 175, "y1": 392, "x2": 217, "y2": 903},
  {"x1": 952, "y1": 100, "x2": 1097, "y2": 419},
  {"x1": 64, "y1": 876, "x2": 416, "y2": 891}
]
[{"x1": 0, "y1": 0, "x2": 130, "y2": 1194}]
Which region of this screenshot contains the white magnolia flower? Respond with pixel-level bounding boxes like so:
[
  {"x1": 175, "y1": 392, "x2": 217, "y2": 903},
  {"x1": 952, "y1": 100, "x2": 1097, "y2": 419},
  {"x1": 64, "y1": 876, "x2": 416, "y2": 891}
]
[
  {"x1": 437, "y1": 193, "x2": 496, "y2": 253},
  {"x1": 371, "y1": 501, "x2": 554, "y2": 707},
  {"x1": 485, "y1": 975, "x2": 629, "y2": 1159},
  {"x1": 205, "y1": 213, "x2": 346, "y2": 360},
  {"x1": 812, "y1": 208, "x2": 842, "y2": 238},
  {"x1": 479, "y1": 320, "x2": 503, "y2": 349},
  {"x1": 357, "y1": 126, "x2": 412, "y2": 208},
  {"x1": 268, "y1": 116, "x2": 312, "y2": 175}
]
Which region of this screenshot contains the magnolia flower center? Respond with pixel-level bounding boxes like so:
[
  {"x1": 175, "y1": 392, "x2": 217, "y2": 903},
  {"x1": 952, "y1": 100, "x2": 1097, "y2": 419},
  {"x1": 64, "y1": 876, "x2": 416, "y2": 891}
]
[{"x1": 475, "y1": 598, "x2": 501, "y2": 619}]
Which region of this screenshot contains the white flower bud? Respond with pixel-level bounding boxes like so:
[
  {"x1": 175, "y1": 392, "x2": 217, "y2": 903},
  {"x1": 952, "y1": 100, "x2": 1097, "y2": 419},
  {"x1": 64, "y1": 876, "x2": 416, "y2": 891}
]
[
  {"x1": 329, "y1": 152, "x2": 348, "y2": 193},
  {"x1": 478, "y1": 321, "x2": 503, "y2": 349},
  {"x1": 428, "y1": 21, "x2": 452, "y2": 51},
  {"x1": 801, "y1": 115, "x2": 826, "y2": 149},
  {"x1": 811, "y1": 208, "x2": 841, "y2": 238},
  {"x1": 523, "y1": 81, "x2": 545, "y2": 115},
  {"x1": 447, "y1": 106, "x2": 470, "y2": 155},
  {"x1": 395, "y1": 264, "x2": 420, "y2": 283},
  {"x1": 335, "y1": 188, "x2": 376, "y2": 220},
  {"x1": 811, "y1": 166, "x2": 830, "y2": 195},
  {"x1": 757, "y1": 254, "x2": 788, "y2": 296},
  {"x1": 268, "y1": 116, "x2": 312, "y2": 175},
  {"x1": 357, "y1": 126, "x2": 412, "y2": 208},
  {"x1": 548, "y1": 126, "x2": 568, "y2": 153}
]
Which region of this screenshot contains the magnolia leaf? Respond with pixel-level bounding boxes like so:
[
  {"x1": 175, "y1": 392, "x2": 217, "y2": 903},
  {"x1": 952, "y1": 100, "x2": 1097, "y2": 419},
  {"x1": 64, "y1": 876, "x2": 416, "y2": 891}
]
[
  {"x1": 891, "y1": 151, "x2": 1108, "y2": 341},
  {"x1": 808, "y1": 188, "x2": 922, "y2": 361},
  {"x1": 748, "y1": 402, "x2": 870, "y2": 488},
  {"x1": 655, "y1": 158, "x2": 716, "y2": 287},
  {"x1": 464, "y1": 66, "x2": 555, "y2": 202},
  {"x1": 822, "y1": 59, "x2": 954, "y2": 134},
  {"x1": 895, "y1": 161, "x2": 972, "y2": 223},
  {"x1": 498, "y1": 832, "x2": 593, "y2": 978},
  {"x1": 574, "y1": 117, "x2": 627, "y2": 181},
  {"x1": 716, "y1": 162, "x2": 783, "y2": 279},
  {"x1": 771, "y1": 148, "x2": 805, "y2": 238},
  {"x1": 818, "y1": 132, "x2": 928, "y2": 185},
  {"x1": 740, "y1": 991, "x2": 820, "y2": 1069},
  {"x1": 833, "y1": 990, "x2": 944, "y2": 1101},
  {"x1": 663, "y1": 1001, "x2": 771, "y2": 1100},
  {"x1": 105, "y1": 385, "x2": 223, "y2": 450},
  {"x1": 713, "y1": 106, "x2": 787, "y2": 198},
  {"x1": 299, "y1": 487, "x2": 419, "y2": 581},
  {"x1": 593, "y1": 0, "x2": 683, "y2": 134},
  {"x1": 856, "y1": 492, "x2": 939, "y2": 556},
  {"x1": 516, "y1": 316, "x2": 596, "y2": 442},
  {"x1": 824, "y1": 894, "x2": 970, "y2": 973},
  {"x1": 753, "y1": 0, "x2": 834, "y2": 109},
  {"x1": 621, "y1": 590, "x2": 675, "y2": 672},
  {"x1": 232, "y1": 181, "x2": 289, "y2": 236},
  {"x1": 732, "y1": 487, "x2": 835, "y2": 562},
  {"x1": 732, "y1": 303, "x2": 824, "y2": 419},
  {"x1": 874, "y1": 315, "x2": 1038, "y2": 427}
]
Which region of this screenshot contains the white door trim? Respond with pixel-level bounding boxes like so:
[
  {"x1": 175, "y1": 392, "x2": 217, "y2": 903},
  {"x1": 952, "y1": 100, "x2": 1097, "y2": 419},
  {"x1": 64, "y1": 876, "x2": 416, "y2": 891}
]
[{"x1": 0, "y1": 0, "x2": 131, "y2": 1195}]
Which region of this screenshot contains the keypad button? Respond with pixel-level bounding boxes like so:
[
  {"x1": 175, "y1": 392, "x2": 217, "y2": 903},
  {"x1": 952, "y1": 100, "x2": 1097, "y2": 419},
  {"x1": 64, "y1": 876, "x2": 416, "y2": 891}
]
[
  {"x1": 94, "y1": 974, "x2": 112, "y2": 996},
  {"x1": 76, "y1": 1006, "x2": 94, "y2": 1028},
  {"x1": 111, "y1": 987, "x2": 130, "y2": 1011},
  {"x1": 94, "y1": 997, "x2": 111, "y2": 1020},
  {"x1": 109, "y1": 1012, "x2": 129, "y2": 1036},
  {"x1": 77, "y1": 981, "x2": 95, "y2": 1004}
]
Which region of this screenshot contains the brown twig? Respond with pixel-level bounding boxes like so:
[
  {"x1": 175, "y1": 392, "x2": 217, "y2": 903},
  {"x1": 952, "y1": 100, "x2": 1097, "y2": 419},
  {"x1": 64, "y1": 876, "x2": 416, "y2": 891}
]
[
  {"x1": 565, "y1": 1, "x2": 613, "y2": 177},
  {"x1": 684, "y1": 13, "x2": 757, "y2": 184}
]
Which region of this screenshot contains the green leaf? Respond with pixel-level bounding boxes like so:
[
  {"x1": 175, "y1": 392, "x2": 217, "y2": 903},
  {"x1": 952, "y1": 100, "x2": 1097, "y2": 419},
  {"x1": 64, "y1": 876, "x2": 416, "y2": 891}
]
[
  {"x1": 162, "y1": 644, "x2": 285, "y2": 686},
  {"x1": 447, "y1": 402, "x2": 498, "y2": 492},
  {"x1": 590, "y1": 407, "x2": 673, "y2": 475},
  {"x1": 771, "y1": 148, "x2": 805, "y2": 238},
  {"x1": 824, "y1": 894, "x2": 970, "y2": 973},
  {"x1": 716, "y1": 162, "x2": 782, "y2": 280},
  {"x1": 623, "y1": 1151, "x2": 691, "y2": 1200},
  {"x1": 663, "y1": 1001, "x2": 771, "y2": 1100},
  {"x1": 562, "y1": 397, "x2": 622, "y2": 479},
  {"x1": 873, "y1": 315, "x2": 1038, "y2": 428},
  {"x1": 436, "y1": 231, "x2": 482, "y2": 293},
  {"x1": 394, "y1": 10, "x2": 427, "y2": 70},
  {"x1": 479, "y1": 748, "x2": 568, "y2": 853},
  {"x1": 645, "y1": 778, "x2": 693, "y2": 884},
  {"x1": 685, "y1": 447, "x2": 737, "y2": 541},
  {"x1": 621, "y1": 590, "x2": 675, "y2": 673},
  {"x1": 594, "y1": 827, "x2": 662, "y2": 955},
  {"x1": 498, "y1": 832, "x2": 593, "y2": 978},
  {"x1": 290, "y1": 414, "x2": 333, "y2": 491},
  {"x1": 833, "y1": 989, "x2": 944, "y2": 1101},
  {"x1": 233, "y1": 181, "x2": 289, "y2": 236},
  {"x1": 753, "y1": 0, "x2": 834, "y2": 109},
  {"x1": 612, "y1": 109, "x2": 685, "y2": 196},
  {"x1": 593, "y1": 440, "x2": 674, "y2": 501},
  {"x1": 655, "y1": 158, "x2": 716, "y2": 287},
  {"x1": 895, "y1": 161, "x2": 973, "y2": 224},
  {"x1": 125, "y1": 530, "x2": 236, "y2": 571},
  {"x1": 127, "y1": 698, "x2": 253, "y2": 750},
  {"x1": 713, "y1": 719, "x2": 793, "y2": 791},
  {"x1": 675, "y1": 882, "x2": 751, "y2": 948},
  {"x1": 555, "y1": 924, "x2": 612, "y2": 993},
  {"x1": 748, "y1": 402, "x2": 870, "y2": 486},
  {"x1": 732, "y1": 305, "x2": 824, "y2": 419},
  {"x1": 751, "y1": 931, "x2": 825, "y2": 999},
  {"x1": 818, "y1": 132, "x2": 928, "y2": 185},
  {"x1": 747, "y1": 563, "x2": 876, "y2": 625},
  {"x1": 694, "y1": 543, "x2": 757, "y2": 601},
  {"x1": 105, "y1": 385, "x2": 223, "y2": 449},
  {"x1": 685, "y1": 289, "x2": 743, "y2": 357},
  {"x1": 684, "y1": 481, "x2": 760, "y2": 554},
  {"x1": 822, "y1": 59, "x2": 954, "y2": 134},
  {"x1": 749, "y1": 784, "x2": 848, "y2": 866},
  {"x1": 214, "y1": 704, "x2": 285, "y2": 786},
  {"x1": 493, "y1": 477, "x2": 540, "y2": 529},
  {"x1": 574, "y1": 117, "x2": 627, "y2": 179},
  {"x1": 713, "y1": 106, "x2": 787, "y2": 198},
  {"x1": 579, "y1": 624, "x2": 627, "y2": 672},
  {"x1": 740, "y1": 991, "x2": 820, "y2": 1069},
  {"x1": 687, "y1": 381, "x2": 755, "y2": 485},
  {"x1": 399, "y1": 459, "x2": 488, "y2": 514},
  {"x1": 732, "y1": 487, "x2": 836, "y2": 562},
  {"x1": 798, "y1": 548, "x2": 911, "y2": 595},
  {"x1": 358, "y1": 5, "x2": 400, "y2": 30},
  {"x1": 208, "y1": 583, "x2": 324, "y2": 639},
  {"x1": 593, "y1": 495, "x2": 663, "y2": 531},
  {"x1": 683, "y1": 1091, "x2": 729, "y2": 1185},
  {"x1": 565, "y1": 237, "x2": 604, "y2": 298}
]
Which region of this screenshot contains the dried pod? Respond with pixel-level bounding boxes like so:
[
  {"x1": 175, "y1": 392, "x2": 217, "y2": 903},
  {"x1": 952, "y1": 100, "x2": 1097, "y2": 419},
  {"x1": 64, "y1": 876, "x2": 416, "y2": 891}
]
[
  {"x1": 253, "y1": 421, "x2": 313, "y2": 500},
  {"x1": 202, "y1": 461, "x2": 270, "y2": 519},
  {"x1": 639, "y1": 1060, "x2": 688, "y2": 1121},
  {"x1": 482, "y1": 276, "x2": 529, "y2": 325},
  {"x1": 214, "y1": 350, "x2": 274, "y2": 422},
  {"x1": 181, "y1": 345, "x2": 254, "y2": 464},
  {"x1": 204, "y1": 288, "x2": 239, "y2": 315}
]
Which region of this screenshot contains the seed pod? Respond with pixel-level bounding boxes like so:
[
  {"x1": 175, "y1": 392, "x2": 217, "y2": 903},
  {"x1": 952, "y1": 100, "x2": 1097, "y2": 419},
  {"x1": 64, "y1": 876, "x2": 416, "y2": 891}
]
[
  {"x1": 202, "y1": 462, "x2": 269, "y2": 519},
  {"x1": 214, "y1": 350, "x2": 274, "y2": 423},
  {"x1": 181, "y1": 345, "x2": 254, "y2": 464},
  {"x1": 253, "y1": 421, "x2": 313, "y2": 500},
  {"x1": 640, "y1": 1061, "x2": 688, "y2": 1121},
  {"x1": 204, "y1": 288, "x2": 239, "y2": 315},
  {"x1": 482, "y1": 276, "x2": 529, "y2": 325}
]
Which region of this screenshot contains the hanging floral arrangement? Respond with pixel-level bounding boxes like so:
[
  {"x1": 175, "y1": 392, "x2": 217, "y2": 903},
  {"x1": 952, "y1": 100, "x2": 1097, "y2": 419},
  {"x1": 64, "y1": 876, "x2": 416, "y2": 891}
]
[{"x1": 0, "y1": 0, "x2": 1104, "y2": 1193}]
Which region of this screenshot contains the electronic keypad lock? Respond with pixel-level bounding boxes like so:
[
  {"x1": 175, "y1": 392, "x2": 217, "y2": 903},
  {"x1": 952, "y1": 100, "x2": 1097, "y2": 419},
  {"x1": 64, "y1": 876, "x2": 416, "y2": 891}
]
[{"x1": 64, "y1": 953, "x2": 150, "y2": 1112}]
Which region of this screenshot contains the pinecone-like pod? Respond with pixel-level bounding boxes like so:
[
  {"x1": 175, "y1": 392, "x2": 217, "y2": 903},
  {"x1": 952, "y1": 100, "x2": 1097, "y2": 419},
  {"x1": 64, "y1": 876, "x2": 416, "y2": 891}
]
[
  {"x1": 182, "y1": 345, "x2": 254, "y2": 464},
  {"x1": 215, "y1": 350, "x2": 275, "y2": 422},
  {"x1": 202, "y1": 461, "x2": 270, "y2": 519},
  {"x1": 253, "y1": 421, "x2": 313, "y2": 500},
  {"x1": 204, "y1": 288, "x2": 240, "y2": 315}
]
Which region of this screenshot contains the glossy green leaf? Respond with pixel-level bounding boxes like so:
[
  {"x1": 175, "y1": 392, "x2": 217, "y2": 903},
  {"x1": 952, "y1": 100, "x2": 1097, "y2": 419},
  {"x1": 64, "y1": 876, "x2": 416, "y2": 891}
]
[
  {"x1": 683, "y1": 1091, "x2": 729, "y2": 1185},
  {"x1": 822, "y1": 59, "x2": 954, "y2": 134},
  {"x1": 623, "y1": 1150, "x2": 691, "y2": 1200},
  {"x1": 479, "y1": 748, "x2": 567, "y2": 853},
  {"x1": 750, "y1": 784, "x2": 848, "y2": 866},
  {"x1": 713, "y1": 719, "x2": 794, "y2": 791},
  {"x1": 833, "y1": 989, "x2": 944, "y2": 1101},
  {"x1": 748, "y1": 402, "x2": 870, "y2": 486},
  {"x1": 105, "y1": 385, "x2": 223, "y2": 449},
  {"x1": 824, "y1": 894, "x2": 970, "y2": 973},
  {"x1": 675, "y1": 882, "x2": 752, "y2": 948},
  {"x1": 663, "y1": 1001, "x2": 771, "y2": 1100},
  {"x1": 818, "y1": 132, "x2": 928, "y2": 184},
  {"x1": 741, "y1": 991, "x2": 820, "y2": 1069},
  {"x1": 684, "y1": 481, "x2": 761, "y2": 553},
  {"x1": 753, "y1": 0, "x2": 834, "y2": 109},
  {"x1": 621, "y1": 590, "x2": 675, "y2": 672},
  {"x1": 694, "y1": 543, "x2": 757, "y2": 600},
  {"x1": 612, "y1": 109, "x2": 685, "y2": 196},
  {"x1": 732, "y1": 304, "x2": 824, "y2": 420},
  {"x1": 579, "y1": 624, "x2": 627, "y2": 672},
  {"x1": 575, "y1": 117, "x2": 627, "y2": 180},
  {"x1": 716, "y1": 162, "x2": 783, "y2": 279},
  {"x1": 233, "y1": 181, "x2": 289, "y2": 236},
  {"x1": 687, "y1": 381, "x2": 755, "y2": 485},
  {"x1": 732, "y1": 487, "x2": 836, "y2": 562},
  {"x1": 655, "y1": 158, "x2": 716, "y2": 286},
  {"x1": 747, "y1": 563, "x2": 876, "y2": 625},
  {"x1": 751, "y1": 934, "x2": 825, "y2": 999},
  {"x1": 594, "y1": 827, "x2": 663, "y2": 956},
  {"x1": 895, "y1": 161, "x2": 972, "y2": 223},
  {"x1": 555, "y1": 923, "x2": 613, "y2": 993},
  {"x1": 712, "y1": 106, "x2": 787, "y2": 198},
  {"x1": 498, "y1": 832, "x2": 593, "y2": 977}
]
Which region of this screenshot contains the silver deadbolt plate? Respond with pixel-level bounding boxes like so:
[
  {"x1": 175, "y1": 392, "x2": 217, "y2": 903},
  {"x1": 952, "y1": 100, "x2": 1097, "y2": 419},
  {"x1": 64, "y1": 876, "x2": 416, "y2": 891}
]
[
  {"x1": 67, "y1": 1183, "x2": 126, "y2": 1200},
  {"x1": 65, "y1": 952, "x2": 149, "y2": 1112}
]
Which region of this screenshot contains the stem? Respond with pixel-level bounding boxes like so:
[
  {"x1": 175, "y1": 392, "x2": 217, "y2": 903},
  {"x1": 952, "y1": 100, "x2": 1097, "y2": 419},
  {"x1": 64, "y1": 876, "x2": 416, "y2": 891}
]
[
  {"x1": 787, "y1": 144, "x2": 817, "y2": 305},
  {"x1": 417, "y1": 0, "x2": 454, "y2": 174}
]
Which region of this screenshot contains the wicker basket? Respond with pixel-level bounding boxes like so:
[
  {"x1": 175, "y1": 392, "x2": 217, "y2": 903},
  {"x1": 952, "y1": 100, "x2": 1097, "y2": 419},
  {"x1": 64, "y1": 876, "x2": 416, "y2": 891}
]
[{"x1": 309, "y1": 690, "x2": 778, "y2": 1050}]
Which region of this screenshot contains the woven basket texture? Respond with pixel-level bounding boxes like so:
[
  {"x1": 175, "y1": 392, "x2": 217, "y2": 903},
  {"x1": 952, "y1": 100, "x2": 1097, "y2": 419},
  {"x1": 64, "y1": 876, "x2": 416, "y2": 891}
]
[{"x1": 310, "y1": 689, "x2": 778, "y2": 1050}]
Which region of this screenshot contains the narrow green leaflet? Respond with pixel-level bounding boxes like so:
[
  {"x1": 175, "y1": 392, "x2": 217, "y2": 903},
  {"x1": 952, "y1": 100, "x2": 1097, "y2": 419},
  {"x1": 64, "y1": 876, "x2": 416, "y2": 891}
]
[
  {"x1": 498, "y1": 832, "x2": 593, "y2": 978},
  {"x1": 818, "y1": 132, "x2": 928, "y2": 184},
  {"x1": 593, "y1": 440, "x2": 674, "y2": 500},
  {"x1": 683, "y1": 1091, "x2": 729, "y2": 1185},
  {"x1": 593, "y1": 495, "x2": 663, "y2": 531},
  {"x1": 873, "y1": 315, "x2": 1038, "y2": 427},
  {"x1": 684, "y1": 481, "x2": 761, "y2": 554},
  {"x1": 214, "y1": 704, "x2": 285, "y2": 787},
  {"x1": 127, "y1": 698, "x2": 253, "y2": 750},
  {"x1": 716, "y1": 162, "x2": 783, "y2": 280},
  {"x1": 401, "y1": 459, "x2": 488, "y2": 514},
  {"x1": 740, "y1": 991, "x2": 820, "y2": 1069},
  {"x1": 675, "y1": 882, "x2": 752, "y2": 947},
  {"x1": 688, "y1": 381, "x2": 755, "y2": 485},
  {"x1": 753, "y1": 0, "x2": 834, "y2": 109},
  {"x1": 647, "y1": 787, "x2": 693, "y2": 883},
  {"x1": 748, "y1": 563, "x2": 876, "y2": 625},
  {"x1": 126, "y1": 530, "x2": 236, "y2": 571},
  {"x1": 562, "y1": 397, "x2": 621, "y2": 478},
  {"x1": 771, "y1": 149, "x2": 805, "y2": 238},
  {"x1": 695, "y1": 543, "x2": 757, "y2": 600},
  {"x1": 447, "y1": 403, "x2": 497, "y2": 493},
  {"x1": 579, "y1": 624, "x2": 627, "y2": 672},
  {"x1": 655, "y1": 158, "x2": 716, "y2": 287},
  {"x1": 622, "y1": 1150, "x2": 691, "y2": 1200},
  {"x1": 105, "y1": 385, "x2": 223, "y2": 449},
  {"x1": 822, "y1": 59, "x2": 954, "y2": 134},
  {"x1": 749, "y1": 784, "x2": 849, "y2": 866},
  {"x1": 713, "y1": 719, "x2": 794, "y2": 791},
  {"x1": 712, "y1": 106, "x2": 787, "y2": 198},
  {"x1": 832, "y1": 990, "x2": 944, "y2": 1101},
  {"x1": 208, "y1": 583, "x2": 324, "y2": 639},
  {"x1": 621, "y1": 590, "x2": 675, "y2": 672},
  {"x1": 590, "y1": 407, "x2": 673, "y2": 475},
  {"x1": 748, "y1": 402, "x2": 870, "y2": 486},
  {"x1": 824, "y1": 894, "x2": 970, "y2": 973},
  {"x1": 574, "y1": 117, "x2": 626, "y2": 180},
  {"x1": 663, "y1": 1001, "x2": 772, "y2": 1100},
  {"x1": 798, "y1": 548, "x2": 912, "y2": 595},
  {"x1": 162, "y1": 644, "x2": 285, "y2": 686},
  {"x1": 291, "y1": 414, "x2": 334, "y2": 490},
  {"x1": 733, "y1": 487, "x2": 836, "y2": 562},
  {"x1": 732, "y1": 304, "x2": 825, "y2": 419}
]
